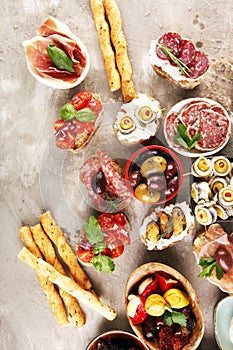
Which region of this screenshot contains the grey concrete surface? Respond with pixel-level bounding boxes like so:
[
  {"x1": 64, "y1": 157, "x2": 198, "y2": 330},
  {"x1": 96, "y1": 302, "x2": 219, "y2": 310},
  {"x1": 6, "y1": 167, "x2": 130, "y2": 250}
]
[{"x1": 1, "y1": 0, "x2": 233, "y2": 349}]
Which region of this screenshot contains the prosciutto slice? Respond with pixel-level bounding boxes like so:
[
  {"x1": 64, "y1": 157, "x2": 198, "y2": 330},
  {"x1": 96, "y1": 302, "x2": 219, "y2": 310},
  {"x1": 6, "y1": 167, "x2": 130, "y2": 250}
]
[
  {"x1": 23, "y1": 17, "x2": 87, "y2": 83},
  {"x1": 193, "y1": 224, "x2": 233, "y2": 293}
]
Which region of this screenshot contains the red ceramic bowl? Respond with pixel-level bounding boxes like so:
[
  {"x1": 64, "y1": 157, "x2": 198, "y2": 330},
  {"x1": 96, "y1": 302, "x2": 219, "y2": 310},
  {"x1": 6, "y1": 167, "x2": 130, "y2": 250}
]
[{"x1": 124, "y1": 145, "x2": 183, "y2": 205}]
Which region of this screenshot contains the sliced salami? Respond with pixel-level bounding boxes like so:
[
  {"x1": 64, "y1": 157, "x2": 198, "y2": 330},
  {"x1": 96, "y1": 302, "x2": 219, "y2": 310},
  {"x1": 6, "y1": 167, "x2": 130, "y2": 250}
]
[
  {"x1": 188, "y1": 51, "x2": 209, "y2": 79},
  {"x1": 156, "y1": 32, "x2": 182, "y2": 60},
  {"x1": 180, "y1": 101, "x2": 211, "y2": 128},
  {"x1": 80, "y1": 151, "x2": 132, "y2": 212},
  {"x1": 178, "y1": 39, "x2": 195, "y2": 66},
  {"x1": 195, "y1": 110, "x2": 230, "y2": 151}
]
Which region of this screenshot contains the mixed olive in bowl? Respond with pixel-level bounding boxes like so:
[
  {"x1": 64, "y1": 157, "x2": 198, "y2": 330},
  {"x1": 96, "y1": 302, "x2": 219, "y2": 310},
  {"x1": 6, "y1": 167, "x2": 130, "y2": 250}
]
[
  {"x1": 124, "y1": 145, "x2": 183, "y2": 204},
  {"x1": 125, "y1": 263, "x2": 204, "y2": 350},
  {"x1": 85, "y1": 330, "x2": 149, "y2": 350}
]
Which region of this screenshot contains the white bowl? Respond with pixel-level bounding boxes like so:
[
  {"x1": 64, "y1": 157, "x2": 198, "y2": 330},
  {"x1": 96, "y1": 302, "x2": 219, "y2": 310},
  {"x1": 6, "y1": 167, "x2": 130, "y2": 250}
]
[
  {"x1": 22, "y1": 17, "x2": 90, "y2": 89},
  {"x1": 214, "y1": 296, "x2": 233, "y2": 350}
]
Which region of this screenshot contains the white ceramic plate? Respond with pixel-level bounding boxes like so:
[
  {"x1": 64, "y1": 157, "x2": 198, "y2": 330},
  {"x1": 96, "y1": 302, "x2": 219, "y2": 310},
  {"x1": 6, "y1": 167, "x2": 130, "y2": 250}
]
[
  {"x1": 214, "y1": 296, "x2": 233, "y2": 350},
  {"x1": 164, "y1": 97, "x2": 231, "y2": 157}
]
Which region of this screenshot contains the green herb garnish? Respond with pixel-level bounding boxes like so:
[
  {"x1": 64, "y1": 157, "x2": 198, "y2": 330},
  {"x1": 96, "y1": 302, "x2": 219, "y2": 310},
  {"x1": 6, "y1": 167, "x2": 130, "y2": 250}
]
[
  {"x1": 163, "y1": 306, "x2": 187, "y2": 327},
  {"x1": 60, "y1": 104, "x2": 95, "y2": 122},
  {"x1": 83, "y1": 216, "x2": 115, "y2": 273},
  {"x1": 198, "y1": 257, "x2": 224, "y2": 280},
  {"x1": 47, "y1": 43, "x2": 75, "y2": 73},
  {"x1": 158, "y1": 44, "x2": 191, "y2": 76},
  {"x1": 174, "y1": 123, "x2": 200, "y2": 150}
]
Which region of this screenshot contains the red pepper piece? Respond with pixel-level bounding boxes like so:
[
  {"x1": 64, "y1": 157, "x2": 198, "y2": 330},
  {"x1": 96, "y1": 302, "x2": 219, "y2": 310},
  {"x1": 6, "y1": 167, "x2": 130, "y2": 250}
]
[
  {"x1": 139, "y1": 275, "x2": 159, "y2": 298},
  {"x1": 155, "y1": 271, "x2": 179, "y2": 293},
  {"x1": 127, "y1": 295, "x2": 148, "y2": 325}
]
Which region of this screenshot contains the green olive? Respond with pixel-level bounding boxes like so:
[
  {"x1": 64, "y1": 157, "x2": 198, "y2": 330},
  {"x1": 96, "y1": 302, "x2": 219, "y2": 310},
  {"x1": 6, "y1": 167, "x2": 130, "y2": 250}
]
[
  {"x1": 134, "y1": 183, "x2": 160, "y2": 203},
  {"x1": 138, "y1": 106, "x2": 153, "y2": 121},
  {"x1": 141, "y1": 156, "x2": 167, "y2": 178},
  {"x1": 119, "y1": 116, "x2": 134, "y2": 131},
  {"x1": 214, "y1": 159, "x2": 229, "y2": 174}
]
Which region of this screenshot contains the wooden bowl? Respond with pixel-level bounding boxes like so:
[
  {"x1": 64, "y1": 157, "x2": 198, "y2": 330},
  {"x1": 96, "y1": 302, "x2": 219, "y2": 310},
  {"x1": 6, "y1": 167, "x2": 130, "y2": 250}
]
[{"x1": 125, "y1": 262, "x2": 204, "y2": 350}]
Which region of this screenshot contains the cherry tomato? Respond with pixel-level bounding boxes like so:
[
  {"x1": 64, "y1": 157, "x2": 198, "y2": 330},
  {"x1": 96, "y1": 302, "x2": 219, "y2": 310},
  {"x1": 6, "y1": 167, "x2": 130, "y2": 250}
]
[
  {"x1": 112, "y1": 213, "x2": 127, "y2": 227},
  {"x1": 76, "y1": 246, "x2": 95, "y2": 263},
  {"x1": 71, "y1": 90, "x2": 92, "y2": 111},
  {"x1": 117, "y1": 231, "x2": 131, "y2": 245},
  {"x1": 98, "y1": 213, "x2": 114, "y2": 230},
  {"x1": 109, "y1": 244, "x2": 124, "y2": 258}
]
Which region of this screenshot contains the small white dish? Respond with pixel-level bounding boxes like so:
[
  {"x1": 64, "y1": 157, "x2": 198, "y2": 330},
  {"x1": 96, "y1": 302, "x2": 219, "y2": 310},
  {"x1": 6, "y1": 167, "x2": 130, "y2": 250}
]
[
  {"x1": 22, "y1": 17, "x2": 90, "y2": 89},
  {"x1": 214, "y1": 296, "x2": 233, "y2": 350}
]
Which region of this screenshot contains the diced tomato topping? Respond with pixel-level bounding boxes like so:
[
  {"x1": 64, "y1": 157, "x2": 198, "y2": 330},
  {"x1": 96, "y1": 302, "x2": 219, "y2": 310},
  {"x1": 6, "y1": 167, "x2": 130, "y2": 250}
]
[
  {"x1": 109, "y1": 245, "x2": 124, "y2": 258},
  {"x1": 76, "y1": 246, "x2": 95, "y2": 263},
  {"x1": 54, "y1": 119, "x2": 67, "y2": 131}
]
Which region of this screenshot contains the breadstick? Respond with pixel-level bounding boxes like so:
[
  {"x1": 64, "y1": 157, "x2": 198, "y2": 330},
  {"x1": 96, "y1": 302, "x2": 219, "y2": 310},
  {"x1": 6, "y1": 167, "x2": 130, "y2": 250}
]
[
  {"x1": 18, "y1": 247, "x2": 117, "y2": 321},
  {"x1": 40, "y1": 211, "x2": 92, "y2": 291},
  {"x1": 103, "y1": 0, "x2": 137, "y2": 102},
  {"x1": 30, "y1": 224, "x2": 85, "y2": 327},
  {"x1": 90, "y1": 0, "x2": 121, "y2": 91},
  {"x1": 18, "y1": 226, "x2": 69, "y2": 327}
]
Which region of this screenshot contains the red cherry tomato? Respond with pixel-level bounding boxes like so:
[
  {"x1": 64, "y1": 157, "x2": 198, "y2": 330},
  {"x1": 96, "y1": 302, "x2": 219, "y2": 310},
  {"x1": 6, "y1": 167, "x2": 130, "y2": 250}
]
[
  {"x1": 109, "y1": 244, "x2": 124, "y2": 258},
  {"x1": 98, "y1": 213, "x2": 114, "y2": 230},
  {"x1": 71, "y1": 90, "x2": 93, "y2": 111},
  {"x1": 112, "y1": 213, "x2": 127, "y2": 227},
  {"x1": 76, "y1": 246, "x2": 95, "y2": 263}
]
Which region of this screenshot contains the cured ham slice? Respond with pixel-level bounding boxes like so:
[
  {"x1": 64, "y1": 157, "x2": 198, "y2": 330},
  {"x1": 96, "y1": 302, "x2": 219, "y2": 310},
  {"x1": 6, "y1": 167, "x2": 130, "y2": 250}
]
[
  {"x1": 193, "y1": 224, "x2": 233, "y2": 293},
  {"x1": 22, "y1": 17, "x2": 89, "y2": 88}
]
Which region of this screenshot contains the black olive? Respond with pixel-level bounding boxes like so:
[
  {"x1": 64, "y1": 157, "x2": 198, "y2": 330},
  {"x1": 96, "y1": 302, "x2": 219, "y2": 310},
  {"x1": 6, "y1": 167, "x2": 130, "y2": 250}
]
[
  {"x1": 214, "y1": 245, "x2": 233, "y2": 272},
  {"x1": 92, "y1": 171, "x2": 107, "y2": 194},
  {"x1": 148, "y1": 174, "x2": 166, "y2": 191},
  {"x1": 128, "y1": 170, "x2": 142, "y2": 187},
  {"x1": 165, "y1": 161, "x2": 177, "y2": 179},
  {"x1": 164, "y1": 175, "x2": 179, "y2": 196},
  {"x1": 95, "y1": 338, "x2": 112, "y2": 350},
  {"x1": 142, "y1": 316, "x2": 156, "y2": 340}
]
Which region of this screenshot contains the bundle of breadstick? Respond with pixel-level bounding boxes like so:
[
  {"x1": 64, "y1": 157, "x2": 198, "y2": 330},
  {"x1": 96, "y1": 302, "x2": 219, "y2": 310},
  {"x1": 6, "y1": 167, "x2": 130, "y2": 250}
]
[
  {"x1": 90, "y1": 0, "x2": 137, "y2": 102},
  {"x1": 18, "y1": 211, "x2": 116, "y2": 327}
]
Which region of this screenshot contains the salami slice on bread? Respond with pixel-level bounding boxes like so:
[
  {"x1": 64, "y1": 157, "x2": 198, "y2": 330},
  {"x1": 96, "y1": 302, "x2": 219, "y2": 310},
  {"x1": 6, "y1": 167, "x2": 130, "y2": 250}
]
[{"x1": 149, "y1": 32, "x2": 209, "y2": 89}]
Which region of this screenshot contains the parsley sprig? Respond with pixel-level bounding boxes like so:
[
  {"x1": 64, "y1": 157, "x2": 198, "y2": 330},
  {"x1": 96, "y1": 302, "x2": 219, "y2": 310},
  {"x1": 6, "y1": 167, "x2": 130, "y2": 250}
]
[
  {"x1": 174, "y1": 123, "x2": 200, "y2": 150},
  {"x1": 198, "y1": 257, "x2": 224, "y2": 280},
  {"x1": 163, "y1": 305, "x2": 187, "y2": 327},
  {"x1": 84, "y1": 216, "x2": 115, "y2": 273},
  {"x1": 158, "y1": 44, "x2": 191, "y2": 76}
]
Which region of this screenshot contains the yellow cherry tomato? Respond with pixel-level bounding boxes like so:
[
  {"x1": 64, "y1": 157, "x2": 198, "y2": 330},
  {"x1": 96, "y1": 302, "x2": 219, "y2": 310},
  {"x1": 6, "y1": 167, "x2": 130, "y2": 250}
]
[
  {"x1": 145, "y1": 294, "x2": 166, "y2": 316},
  {"x1": 163, "y1": 288, "x2": 189, "y2": 309}
]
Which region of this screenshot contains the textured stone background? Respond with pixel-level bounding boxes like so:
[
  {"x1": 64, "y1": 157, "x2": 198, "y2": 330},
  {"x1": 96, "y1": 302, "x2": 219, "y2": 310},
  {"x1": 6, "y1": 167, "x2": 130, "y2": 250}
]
[{"x1": 1, "y1": 1, "x2": 233, "y2": 349}]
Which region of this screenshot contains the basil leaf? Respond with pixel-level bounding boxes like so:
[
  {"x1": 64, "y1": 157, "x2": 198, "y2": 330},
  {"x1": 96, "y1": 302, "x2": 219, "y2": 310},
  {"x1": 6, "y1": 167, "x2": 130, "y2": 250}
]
[
  {"x1": 174, "y1": 133, "x2": 189, "y2": 149},
  {"x1": 188, "y1": 133, "x2": 201, "y2": 149},
  {"x1": 84, "y1": 216, "x2": 104, "y2": 244},
  {"x1": 93, "y1": 242, "x2": 106, "y2": 255},
  {"x1": 177, "y1": 123, "x2": 191, "y2": 145},
  {"x1": 75, "y1": 108, "x2": 95, "y2": 122},
  {"x1": 47, "y1": 43, "x2": 75, "y2": 73},
  {"x1": 91, "y1": 254, "x2": 115, "y2": 273},
  {"x1": 60, "y1": 103, "x2": 77, "y2": 121}
]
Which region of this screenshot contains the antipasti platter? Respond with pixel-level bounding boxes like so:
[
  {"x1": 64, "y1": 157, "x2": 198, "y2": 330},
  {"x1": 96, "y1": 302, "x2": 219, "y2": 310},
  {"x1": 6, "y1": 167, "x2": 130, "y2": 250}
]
[{"x1": 1, "y1": 1, "x2": 233, "y2": 350}]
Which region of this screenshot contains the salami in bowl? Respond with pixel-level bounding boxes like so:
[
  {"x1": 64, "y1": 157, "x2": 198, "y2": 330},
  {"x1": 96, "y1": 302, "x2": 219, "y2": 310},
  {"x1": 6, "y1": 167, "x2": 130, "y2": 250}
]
[{"x1": 164, "y1": 98, "x2": 231, "y2": 157}]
